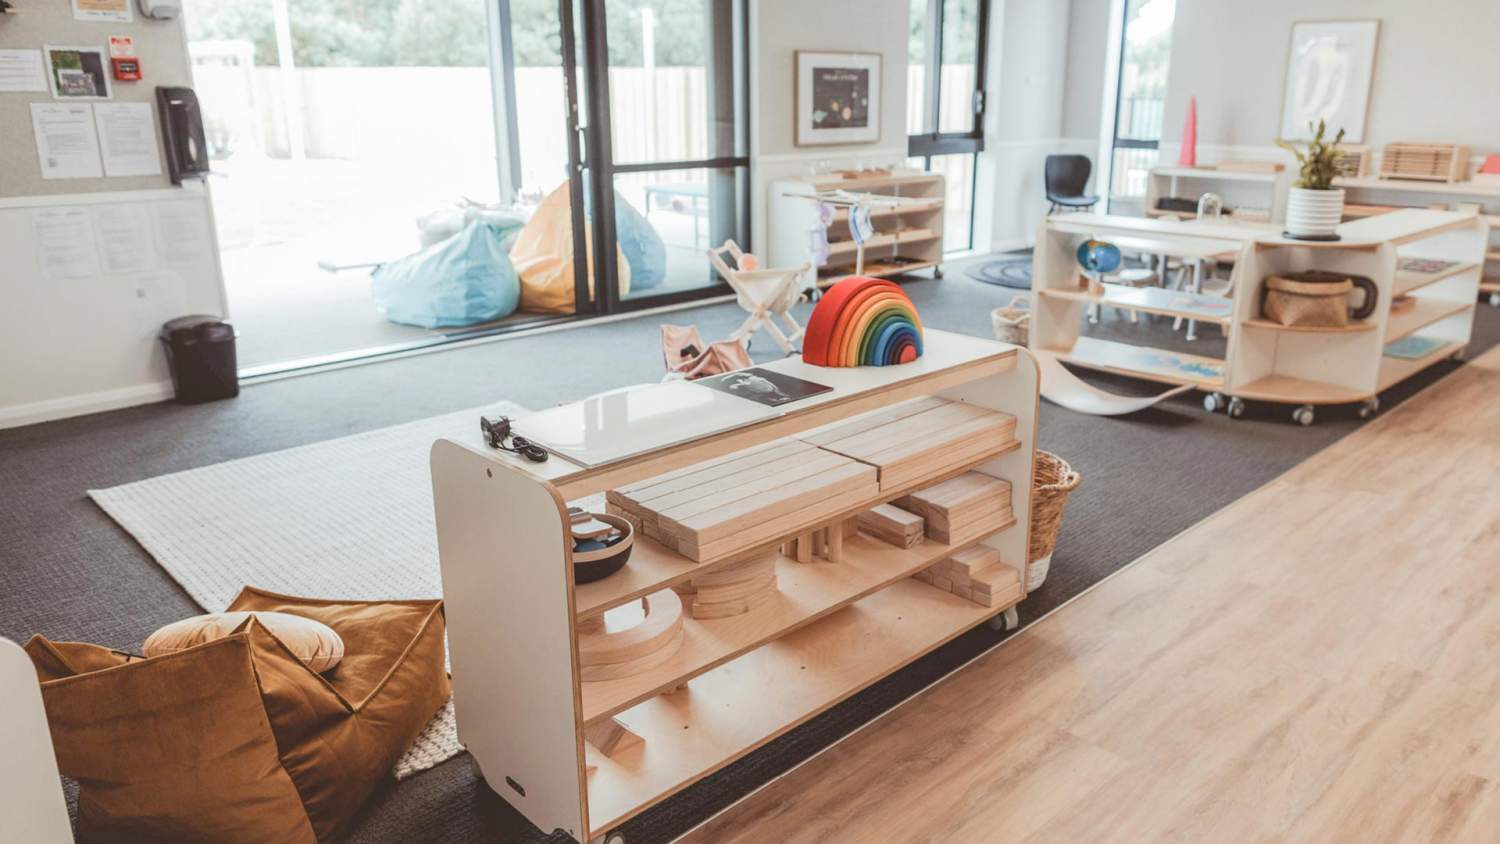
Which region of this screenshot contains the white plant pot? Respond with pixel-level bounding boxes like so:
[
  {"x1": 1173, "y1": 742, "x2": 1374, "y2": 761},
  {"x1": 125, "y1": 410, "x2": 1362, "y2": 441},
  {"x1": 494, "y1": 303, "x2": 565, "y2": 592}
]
[{"x1": 1285, "y1": 187, "x2": 1345, "y2": 238}]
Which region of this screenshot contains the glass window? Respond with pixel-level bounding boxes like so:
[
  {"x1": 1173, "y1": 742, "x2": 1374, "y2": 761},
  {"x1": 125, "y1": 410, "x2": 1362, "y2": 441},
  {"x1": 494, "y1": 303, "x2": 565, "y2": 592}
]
[
  {"x1": 937, "y1": 0, "x2": 980, "y2": 133},
  {"x1": 615, "y1": 165, "x2": 745, "y2": 300},
  {"x1": 1107, "y1": 0, "x2": 1175, "y2": 203}
]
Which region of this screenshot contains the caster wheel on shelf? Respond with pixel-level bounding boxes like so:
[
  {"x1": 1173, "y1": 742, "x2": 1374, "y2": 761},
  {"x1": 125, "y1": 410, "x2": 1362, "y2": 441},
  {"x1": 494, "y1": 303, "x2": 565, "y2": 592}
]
[
  {"x1": 595, "y1": 831, "x2": 626, "y2": 844},
  {"x1": 1489, "y1": 292, "x2": 1500, "y2": 307},
  {"x1": 1226, "y1": 397, "x2": 1246, "y2": 418},
  {"x1": 988, "y1": 607, "x2": 1020, "y2": 631},
  {"x1": 1358, "y1": 396, "x2": 1380, "y2": 419},
  {"x1": 933, "y1": 266, "x2": 944, "y2": 279},
  {"x1": 1203, "y1": 392, "x2": 1225, "y2": 413},
  {"x1": 1292, "y1": 405, "x2": 1315, "y2": 426}
]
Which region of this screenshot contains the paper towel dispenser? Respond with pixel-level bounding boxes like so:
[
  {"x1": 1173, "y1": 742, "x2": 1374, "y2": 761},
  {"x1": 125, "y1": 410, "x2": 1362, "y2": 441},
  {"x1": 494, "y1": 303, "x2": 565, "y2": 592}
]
[{"x1": 156, "y1": 86, "x2": 210, "y2": 185}]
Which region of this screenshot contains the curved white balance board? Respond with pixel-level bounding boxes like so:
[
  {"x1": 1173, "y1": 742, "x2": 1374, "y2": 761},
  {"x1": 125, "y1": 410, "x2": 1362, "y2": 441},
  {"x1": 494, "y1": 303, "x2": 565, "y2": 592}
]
[
  {"x1": 0, "y1": 638, "x2": 73, "y2": 843},
  {"x1": 1036, "y1": 350, "x2": 1191, "y2": 416}
]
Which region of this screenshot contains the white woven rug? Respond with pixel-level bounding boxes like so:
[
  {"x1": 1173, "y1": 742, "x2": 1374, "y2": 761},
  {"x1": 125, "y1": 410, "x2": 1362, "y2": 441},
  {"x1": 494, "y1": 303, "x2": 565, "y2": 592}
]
[{"x1": 89, "y1": 401, "x2": 529, "y2": 780}]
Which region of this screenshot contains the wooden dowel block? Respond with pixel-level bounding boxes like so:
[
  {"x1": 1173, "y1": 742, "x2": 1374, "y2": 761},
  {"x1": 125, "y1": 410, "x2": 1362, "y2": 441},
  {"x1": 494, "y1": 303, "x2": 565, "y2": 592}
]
[
  {"x1": 795, "y1": 533, "x2": 812, "y2": 563},
  {"x1": 812, "y1": 528, "x2": 827, "y2": 557},
  {"x1": 585, "y1": 717, "x2": 644, "y2": 757},
  {"x1": 827, "y1": 520, "x2": 845, "y2": 562}
]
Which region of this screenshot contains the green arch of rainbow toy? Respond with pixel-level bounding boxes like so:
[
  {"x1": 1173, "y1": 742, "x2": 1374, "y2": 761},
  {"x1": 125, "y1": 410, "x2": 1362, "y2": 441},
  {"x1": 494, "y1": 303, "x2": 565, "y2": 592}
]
[{"x1": 801, "y1": 276, "x2": 924, "y2": 367}]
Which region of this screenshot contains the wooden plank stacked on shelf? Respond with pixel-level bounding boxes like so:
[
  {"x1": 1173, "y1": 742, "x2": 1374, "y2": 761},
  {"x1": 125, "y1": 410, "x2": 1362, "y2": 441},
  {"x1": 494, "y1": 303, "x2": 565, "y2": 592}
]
[
  {"x1": 1380, "y1": 143, "x2": 1471, "y2": 183},
  {"x1": 912, "y1": 545, "x2": 1023, "y2": 608},
  {"x1": 800, "y1": 396, "x2": 1018, "y2": 491},
  {"x1": 606, "y1": 440, "x2": 879, "y2": 561},
  {"x1": 895, "y1": 472, "x2": 1014, "y2": 545},
  {"x1": 856, "y1": 503, "x2": 925, "y2": 548}
]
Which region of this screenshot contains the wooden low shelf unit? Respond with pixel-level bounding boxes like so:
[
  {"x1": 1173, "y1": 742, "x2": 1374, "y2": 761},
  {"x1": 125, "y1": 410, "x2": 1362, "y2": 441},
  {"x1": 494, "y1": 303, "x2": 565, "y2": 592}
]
[
  {"x1": 1031, "y1": 211, "x2": 1488, "y2": 421},
  {"x1": 431, "y1": 329, "x2": 1038, "y2": 842}
]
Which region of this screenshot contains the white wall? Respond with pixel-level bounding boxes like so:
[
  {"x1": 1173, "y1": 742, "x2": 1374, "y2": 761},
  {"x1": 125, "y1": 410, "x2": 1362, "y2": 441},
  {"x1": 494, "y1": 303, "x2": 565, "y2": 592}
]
[
  {"x1": 1161, "y1": 1, "x2": 1500, "y2": 163},
  {"x1": 976, "y1": 0, "x2": 1092, "y2": 251},
  {"x1": 0, "y1": 0, "x2": 226, "y2": 428},
  {"x1": 749, "y1": 0, "x2": 911, "y2": 250}
]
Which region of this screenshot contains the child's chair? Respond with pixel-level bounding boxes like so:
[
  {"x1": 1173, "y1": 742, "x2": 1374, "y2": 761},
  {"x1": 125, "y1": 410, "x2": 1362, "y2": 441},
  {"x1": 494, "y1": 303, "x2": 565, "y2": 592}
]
[{"x1": 707, "y1": 240, "x2": 810, "y2": 355}]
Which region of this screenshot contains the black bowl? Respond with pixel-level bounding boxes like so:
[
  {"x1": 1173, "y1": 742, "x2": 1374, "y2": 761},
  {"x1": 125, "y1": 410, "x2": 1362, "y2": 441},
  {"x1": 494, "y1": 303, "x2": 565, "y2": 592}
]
[{"x1": 572, "y1": 513, "x2": 635, "y2": 584}]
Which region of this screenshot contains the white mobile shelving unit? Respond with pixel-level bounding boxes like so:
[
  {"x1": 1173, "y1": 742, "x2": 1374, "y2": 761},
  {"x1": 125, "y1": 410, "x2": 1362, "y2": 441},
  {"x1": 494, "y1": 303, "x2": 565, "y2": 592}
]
[
  {"x1": 430, "y1": 330, "x2": 1038, "y2": 842},
  {"x1": 1033, "y1": 210, "x2": 1489, "y2": 425}
]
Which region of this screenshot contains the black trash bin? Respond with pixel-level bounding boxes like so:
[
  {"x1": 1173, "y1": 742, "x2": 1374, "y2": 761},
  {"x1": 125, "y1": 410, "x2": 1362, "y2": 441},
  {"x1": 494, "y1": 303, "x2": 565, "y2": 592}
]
[{"x1": 159, "y1": 315, "x2": 239, "y2": 404}]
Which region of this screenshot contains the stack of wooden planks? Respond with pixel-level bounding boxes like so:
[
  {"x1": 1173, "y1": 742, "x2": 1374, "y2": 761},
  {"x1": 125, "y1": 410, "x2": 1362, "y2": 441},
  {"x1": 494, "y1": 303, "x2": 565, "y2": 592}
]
[
  {"x1": 671, "y1": 554, "x2": 778, "y2": 619},
  {"x1": 912, "y1": 545, "x2": 1023, "y2": 609},
  {"x1": 856, "y1": 503, "x2": 925, "y2": 548},
  {"x1": 895, "y1": 471, "x2": 1013, "y2": 545},
  {"x1": 799, "y1": 396, "x2": 1018, "y2": 491},
  {"x1": 577, "y1": 589, "x2": 685, "y2": 682},
  {"x1": 607, "y1": 440, "x2": 879, "y2": 561}
]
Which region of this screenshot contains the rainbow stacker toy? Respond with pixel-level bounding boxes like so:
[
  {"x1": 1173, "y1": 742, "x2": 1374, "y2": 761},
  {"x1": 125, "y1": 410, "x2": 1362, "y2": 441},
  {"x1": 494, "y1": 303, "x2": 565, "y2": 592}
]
[{"x1": 801, "y1": 276, "x2": 924, "y2": 367}]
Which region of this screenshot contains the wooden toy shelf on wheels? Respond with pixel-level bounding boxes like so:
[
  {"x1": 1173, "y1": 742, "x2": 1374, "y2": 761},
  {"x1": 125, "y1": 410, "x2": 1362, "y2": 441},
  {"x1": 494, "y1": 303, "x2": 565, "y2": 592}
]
[
  {"x1": 430, "y1": 329, "x2": 1039, "y2": 843},
  {"x1": 1033, "y1": 209, "x2": 1488, "y2": 425}
]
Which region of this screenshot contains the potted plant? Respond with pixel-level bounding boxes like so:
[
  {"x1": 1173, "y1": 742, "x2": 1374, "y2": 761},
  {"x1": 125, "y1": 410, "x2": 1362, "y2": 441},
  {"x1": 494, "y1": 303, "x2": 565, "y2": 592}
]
[{"x1": 1277, "y1": 120, "x2": 1347, "y2": 240}]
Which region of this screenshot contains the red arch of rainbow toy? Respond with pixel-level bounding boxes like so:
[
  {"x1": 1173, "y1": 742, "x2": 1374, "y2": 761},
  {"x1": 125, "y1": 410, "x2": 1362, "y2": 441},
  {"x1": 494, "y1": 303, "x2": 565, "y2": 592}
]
[{"x1": 801, "y1": 276, "x2": 925, "y2": 367}]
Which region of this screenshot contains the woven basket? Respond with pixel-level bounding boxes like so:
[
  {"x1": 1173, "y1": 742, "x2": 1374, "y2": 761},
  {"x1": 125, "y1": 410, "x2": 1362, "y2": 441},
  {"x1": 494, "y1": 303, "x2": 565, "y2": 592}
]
[
  {"x1": 1262, "y1": 275, "x2": 1353, "y2": 327},
  {"x1": 1027, "y1": 450, "x2": 1080, "y2": 591},
  {"x1": 991, "y1": 295, "x2": 1031, "y2": 346}
]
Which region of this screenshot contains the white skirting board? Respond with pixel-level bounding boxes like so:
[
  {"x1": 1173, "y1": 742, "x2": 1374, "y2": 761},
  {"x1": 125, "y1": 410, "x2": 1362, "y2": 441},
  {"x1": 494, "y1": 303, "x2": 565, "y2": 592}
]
[{"x1": 0, "y1": 380, "x2": 175, "y2": 431}]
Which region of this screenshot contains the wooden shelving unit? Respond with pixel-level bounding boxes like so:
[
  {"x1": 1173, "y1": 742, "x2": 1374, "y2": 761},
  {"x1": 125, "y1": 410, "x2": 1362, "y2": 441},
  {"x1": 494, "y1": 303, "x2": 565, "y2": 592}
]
[
  {"x1": 1146, "y1": 165, "x2": 1287, "y2": 223},
  {"x1": 1033, "y1": 210, "x2": 1489, "y2": 424},
  {"x1": 768, "y1": 169, "x2": 947, "y2": 287},
  {"x1": 431, "y1": 330, "x2": 1038, "y2": 842}
]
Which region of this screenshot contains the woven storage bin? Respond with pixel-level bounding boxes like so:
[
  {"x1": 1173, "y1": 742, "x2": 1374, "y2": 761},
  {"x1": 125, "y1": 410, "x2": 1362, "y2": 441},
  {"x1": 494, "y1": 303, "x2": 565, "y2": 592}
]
[
  {"x1": 1027, "y1": 450, "x2": 1080, "y2": 591},
  {"x1": 991, "y1": 295, "x2": 1031, "y2": 346},
  {"x1": 1262, "y1": 274, "x2": 1354, "y2": 327}
]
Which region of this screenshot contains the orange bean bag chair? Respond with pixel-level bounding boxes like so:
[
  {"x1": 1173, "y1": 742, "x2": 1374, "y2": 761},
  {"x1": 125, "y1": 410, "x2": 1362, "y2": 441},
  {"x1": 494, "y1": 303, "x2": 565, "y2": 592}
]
[
  {"x1": 510, "y1": 181, "x2": 632, "y2": 313},
  {"x1": 25, "y1": 587, "x2": 449, "y2": 843}
]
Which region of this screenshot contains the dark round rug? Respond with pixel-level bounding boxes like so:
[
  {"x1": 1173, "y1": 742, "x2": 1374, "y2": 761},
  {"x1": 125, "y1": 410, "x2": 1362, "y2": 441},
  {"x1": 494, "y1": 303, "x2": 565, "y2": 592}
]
[{"x1": 966, "y1": 256, "x2": 1033, "y2": 289}]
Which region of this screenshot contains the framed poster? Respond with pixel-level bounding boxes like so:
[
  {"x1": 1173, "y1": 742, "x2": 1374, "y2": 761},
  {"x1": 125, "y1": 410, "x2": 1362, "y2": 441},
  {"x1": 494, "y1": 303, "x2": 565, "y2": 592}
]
[
  {"x1": 44, "y1": 45, "x2": 113, "y2": 101},
  {"x1": 796, "y1": 51, "x2": 881, "y2": 146},
  {"x1": 1278, "y1": 20, "x2": 1379, "y2": 143}
]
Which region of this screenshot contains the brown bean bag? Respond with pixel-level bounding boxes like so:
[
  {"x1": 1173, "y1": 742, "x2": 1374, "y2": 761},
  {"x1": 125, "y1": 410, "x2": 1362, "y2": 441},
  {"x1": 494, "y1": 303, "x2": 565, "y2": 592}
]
[{"x1": 25, "y1": 587, "x2": 449, "y2": 843}]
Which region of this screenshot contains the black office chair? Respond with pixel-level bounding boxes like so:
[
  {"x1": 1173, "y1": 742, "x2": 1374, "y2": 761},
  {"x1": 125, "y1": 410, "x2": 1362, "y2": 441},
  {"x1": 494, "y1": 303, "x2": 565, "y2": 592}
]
[{"x1": 1045, "y1": 154, "x2": 1100, "y2": 214}]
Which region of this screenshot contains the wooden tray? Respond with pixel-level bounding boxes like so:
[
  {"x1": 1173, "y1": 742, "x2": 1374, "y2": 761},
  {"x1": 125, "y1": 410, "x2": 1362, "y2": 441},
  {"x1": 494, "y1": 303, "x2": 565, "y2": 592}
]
[
  {"x1": 799, "y1": 396, "x2": 1018, "y2": 491},
  {"x1": 607, "y1": 440, "x2": 879, "y2": 561}
]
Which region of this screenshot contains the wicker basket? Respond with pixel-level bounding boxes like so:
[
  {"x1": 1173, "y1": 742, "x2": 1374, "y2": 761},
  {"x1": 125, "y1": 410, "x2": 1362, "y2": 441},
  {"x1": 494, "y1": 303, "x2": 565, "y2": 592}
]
[
  {"x1": 1027, "y1": 450, "x2": 1080, "y2": 591},
  {"x1": 991, "y1": 295, "x2": 1031, "y2": 346}
]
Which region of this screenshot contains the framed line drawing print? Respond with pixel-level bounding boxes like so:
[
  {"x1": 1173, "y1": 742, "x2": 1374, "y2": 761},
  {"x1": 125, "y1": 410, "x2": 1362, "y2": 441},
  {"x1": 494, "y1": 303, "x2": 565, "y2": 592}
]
[
  {"x1": 796, "y1": 51, "x2": 881, "y2": 146},
  {"x1": 1279, "y1": 20, "x2": 1380, "y2": 143}
]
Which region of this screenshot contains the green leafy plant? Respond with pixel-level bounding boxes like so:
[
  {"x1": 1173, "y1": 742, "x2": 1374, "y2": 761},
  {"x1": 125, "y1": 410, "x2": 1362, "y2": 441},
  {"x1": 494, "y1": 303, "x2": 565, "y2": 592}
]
[{"x1": 1277, "y1": 120, "x2": 1347, "y2": 190}]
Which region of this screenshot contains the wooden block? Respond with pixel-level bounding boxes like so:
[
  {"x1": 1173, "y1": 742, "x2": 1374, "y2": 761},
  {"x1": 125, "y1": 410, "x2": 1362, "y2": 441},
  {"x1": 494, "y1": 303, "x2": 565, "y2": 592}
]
[
  {"x1": 580, "y1": 628, "x2": 685, "y2": 682},
  {"x1": 812, "y1": 529, "x2": 827, "y2": 557},
  {"x1": 795, "y1": 532, "x2": 812, "y2": 563},
  {"x1": 826, "y1": 520, "x2": 845, "y2": 562},
  {"x1": 896, "y1": 472, "x2": 1012, "y2": 544},
  {"x1": 688, "y1": 554, "x2": 775, "y2": 588},
  {"x1": 932, "y1": 575, "x2": 953, "y2": 592},
  {"x1": 693, "y1": 573, "x2": 776, "y2": 606},
  {"x1": 584, "y1": 717, "x2": 643, "y2": 757},
  {"x1": 578, "y1": 590, "x2": 684, "y2": 667},
  {"x1": 805, "y1": 397, "x2": 1018, "y2": 491},
  {"x1": 842, "y1": 518, "x2": 859, "y2": 539},
  {"x1": 691, "y1": 586, "x2": 775, "y2": 619},
  {"x1": 857, "y1": 504, "x2": 925, "y2": 549}
]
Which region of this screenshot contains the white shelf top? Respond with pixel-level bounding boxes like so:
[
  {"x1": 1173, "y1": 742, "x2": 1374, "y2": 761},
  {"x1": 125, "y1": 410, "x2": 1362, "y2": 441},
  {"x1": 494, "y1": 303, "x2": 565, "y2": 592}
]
[
  {"x1": 1151, "y1": 166, "x2": 1281, "y2": 183},
  {"x1": 1335, "y1": 176, "x2": 1500, "y2": 199},
  {"x1": 1048, "y1": 209, "x2": 1476, "y2": 249},
  {"x1": 512, "y1": 329, "x2": 1014, "y2": 470}
]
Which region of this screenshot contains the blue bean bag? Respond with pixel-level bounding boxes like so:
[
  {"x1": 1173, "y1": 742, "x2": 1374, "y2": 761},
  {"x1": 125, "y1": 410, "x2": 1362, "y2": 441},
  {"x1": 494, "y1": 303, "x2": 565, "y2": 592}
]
[
  {"x1": 612, "y1": 193, "x2": 667, "y2": 290},
  {"x1": 372, "y1": 219, "x2": 522, "y2": 328}
]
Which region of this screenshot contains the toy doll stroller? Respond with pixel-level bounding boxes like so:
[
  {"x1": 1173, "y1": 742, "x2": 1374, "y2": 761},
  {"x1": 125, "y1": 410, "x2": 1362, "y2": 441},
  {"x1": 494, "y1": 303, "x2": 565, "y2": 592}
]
[{"x1": 706, "y1": 240, "x2": 811, "y2": 355}]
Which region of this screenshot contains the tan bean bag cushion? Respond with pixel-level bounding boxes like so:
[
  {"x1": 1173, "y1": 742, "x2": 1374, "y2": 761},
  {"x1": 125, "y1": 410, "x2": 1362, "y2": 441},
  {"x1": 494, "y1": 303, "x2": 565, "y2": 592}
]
[
  {"x1": 25, "y1": 587, "x2": 449, "y2": 843},
  {"x1": 510, "y1": 180, "x2": 630, "y2": 313},
  {"x1": 145, "y1": 610, "x2": 345, "y2": 672}
]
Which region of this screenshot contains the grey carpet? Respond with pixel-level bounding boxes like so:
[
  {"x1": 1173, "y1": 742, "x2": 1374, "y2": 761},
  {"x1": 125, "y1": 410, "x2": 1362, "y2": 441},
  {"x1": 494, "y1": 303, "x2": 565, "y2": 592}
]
[{"x1": 3, "y1": 256, "x2": 1496, "y2": 844}]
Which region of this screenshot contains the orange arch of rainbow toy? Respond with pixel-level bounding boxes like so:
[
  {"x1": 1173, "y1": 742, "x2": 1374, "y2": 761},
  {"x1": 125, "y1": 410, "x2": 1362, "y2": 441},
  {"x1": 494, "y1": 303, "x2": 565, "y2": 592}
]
[{"x1": 801, "y1": 276, "x2": 924, "y2": 367}]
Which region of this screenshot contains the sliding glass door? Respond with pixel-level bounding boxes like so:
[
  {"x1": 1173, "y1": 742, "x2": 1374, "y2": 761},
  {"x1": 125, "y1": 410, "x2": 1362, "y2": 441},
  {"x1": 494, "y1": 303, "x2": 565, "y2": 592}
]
[
  {"x1": 586, "y1": 0, "x2": 748, "y2": 312},
  {"x1": 908, "y1": 0, "x2": 988, "y2": 252}
]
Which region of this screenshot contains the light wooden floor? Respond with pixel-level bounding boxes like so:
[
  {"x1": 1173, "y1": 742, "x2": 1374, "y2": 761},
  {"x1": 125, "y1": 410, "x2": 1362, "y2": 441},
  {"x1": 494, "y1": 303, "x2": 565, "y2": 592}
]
[{"x1": 682, "y1": 347, "x2": 1500, "y2": 844}]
